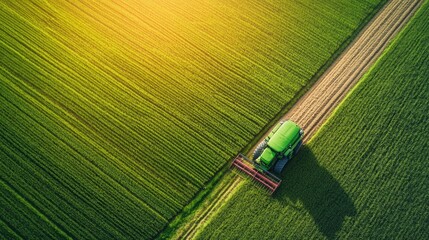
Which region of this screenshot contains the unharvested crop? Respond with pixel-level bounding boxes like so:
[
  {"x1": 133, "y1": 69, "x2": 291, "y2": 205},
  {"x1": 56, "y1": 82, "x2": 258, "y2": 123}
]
[{"x1": 0, "y1": 0, "x2": 384, "y2": 238}]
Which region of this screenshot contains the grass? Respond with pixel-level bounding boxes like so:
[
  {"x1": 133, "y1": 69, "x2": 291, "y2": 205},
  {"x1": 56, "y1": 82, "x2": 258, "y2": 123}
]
[
  {"x1": 0, "y1": 0, "x2": 384, "y2": 239},
  {"x1": 196, "y1": 2, "x2": 429, "y2": 239}
]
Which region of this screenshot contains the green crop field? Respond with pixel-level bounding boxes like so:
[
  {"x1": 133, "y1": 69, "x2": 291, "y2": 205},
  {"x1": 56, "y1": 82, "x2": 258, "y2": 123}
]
[
  {"x1": 1, "y1": 0, "x2": 385, "y2": 239},
  {"x1": 196, "y1": 2, "x2": 429, "y2": 239}
]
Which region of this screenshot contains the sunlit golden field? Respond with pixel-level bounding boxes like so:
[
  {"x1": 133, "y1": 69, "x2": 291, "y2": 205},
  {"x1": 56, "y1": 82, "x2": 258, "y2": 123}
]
[{"x1": 1, "y1": 0, "x2": 384, "y2": 238}]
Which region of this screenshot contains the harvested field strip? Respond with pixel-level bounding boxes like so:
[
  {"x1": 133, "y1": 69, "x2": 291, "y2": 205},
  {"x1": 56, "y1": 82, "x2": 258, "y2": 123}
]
[
  {"x1": 287, "y1": 0, "x2": 424, "y2": 140},
  {"x1": 181, "y1": 177, "x2": 243, "y2": 240}
]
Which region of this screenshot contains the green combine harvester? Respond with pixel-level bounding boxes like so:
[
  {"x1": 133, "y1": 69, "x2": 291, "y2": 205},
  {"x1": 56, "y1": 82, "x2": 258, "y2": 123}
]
[{"x1": 231, "y1": 120, "x2": 303, "y2": 194}]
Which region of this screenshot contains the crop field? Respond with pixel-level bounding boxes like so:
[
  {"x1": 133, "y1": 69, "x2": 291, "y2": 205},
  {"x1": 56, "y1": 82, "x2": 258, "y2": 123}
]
[
  {"x1": 1, "y1": 0, "x2": 385, "y2": 239},
  {"x1": 196, "y1": 2, "x2": 429, "y2": 239}
]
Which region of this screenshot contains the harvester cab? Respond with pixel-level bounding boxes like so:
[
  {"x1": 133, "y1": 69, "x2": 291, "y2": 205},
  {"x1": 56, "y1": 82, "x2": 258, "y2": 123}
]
[{"x1": 231, "y1": 120, "x2": 303, "y2": 194}]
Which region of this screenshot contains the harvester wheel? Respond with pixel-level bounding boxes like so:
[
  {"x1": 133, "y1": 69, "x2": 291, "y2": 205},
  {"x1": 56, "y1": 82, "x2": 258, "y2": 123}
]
[
  {"x1": 273, "y1": 156, "x2": 289, "y2": 174},
  {"x1": 253, "y1": 141, "x2": 267, "y2": 160}
]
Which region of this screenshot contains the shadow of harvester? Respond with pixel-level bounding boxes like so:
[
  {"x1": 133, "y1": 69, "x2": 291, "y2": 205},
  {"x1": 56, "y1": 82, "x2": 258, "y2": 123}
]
[{"x1": 275, "y1": 146, "x2": 356, "y2": 239}]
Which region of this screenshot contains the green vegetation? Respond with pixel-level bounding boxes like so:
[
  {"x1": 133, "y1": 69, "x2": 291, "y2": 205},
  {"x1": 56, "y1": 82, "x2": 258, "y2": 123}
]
[
  {"x1": 197, "y1": 2, "x2": 429, "y2": 239},
  {"x1": 1, "y1": 0, "x2": 384, "y2": 239}
]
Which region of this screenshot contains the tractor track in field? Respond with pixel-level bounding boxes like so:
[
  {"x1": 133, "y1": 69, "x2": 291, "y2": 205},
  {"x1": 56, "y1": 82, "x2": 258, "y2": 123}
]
[
  {"x1": 173, "y1": 0, "x2": 423, "y2": 239},
  {"x1": 174, "y1": 177, "x2": 242, "y2": 240}
]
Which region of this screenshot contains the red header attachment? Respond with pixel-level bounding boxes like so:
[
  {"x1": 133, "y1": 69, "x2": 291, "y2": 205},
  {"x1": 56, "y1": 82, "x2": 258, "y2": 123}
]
[{"x1": 231, "y1": 154, "x2": 282, "y2": 195}]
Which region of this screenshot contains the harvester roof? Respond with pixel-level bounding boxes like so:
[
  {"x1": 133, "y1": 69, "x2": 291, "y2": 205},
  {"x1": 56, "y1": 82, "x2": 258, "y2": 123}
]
[{"x1": 268, "y1": 121, "x2": 301, "y2": 152}]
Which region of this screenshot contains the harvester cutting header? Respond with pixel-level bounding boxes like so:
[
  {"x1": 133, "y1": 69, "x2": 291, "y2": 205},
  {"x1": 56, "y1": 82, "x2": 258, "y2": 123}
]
[{"x1": 231, "y1": 120, "x2": 303, "y2": 194}]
